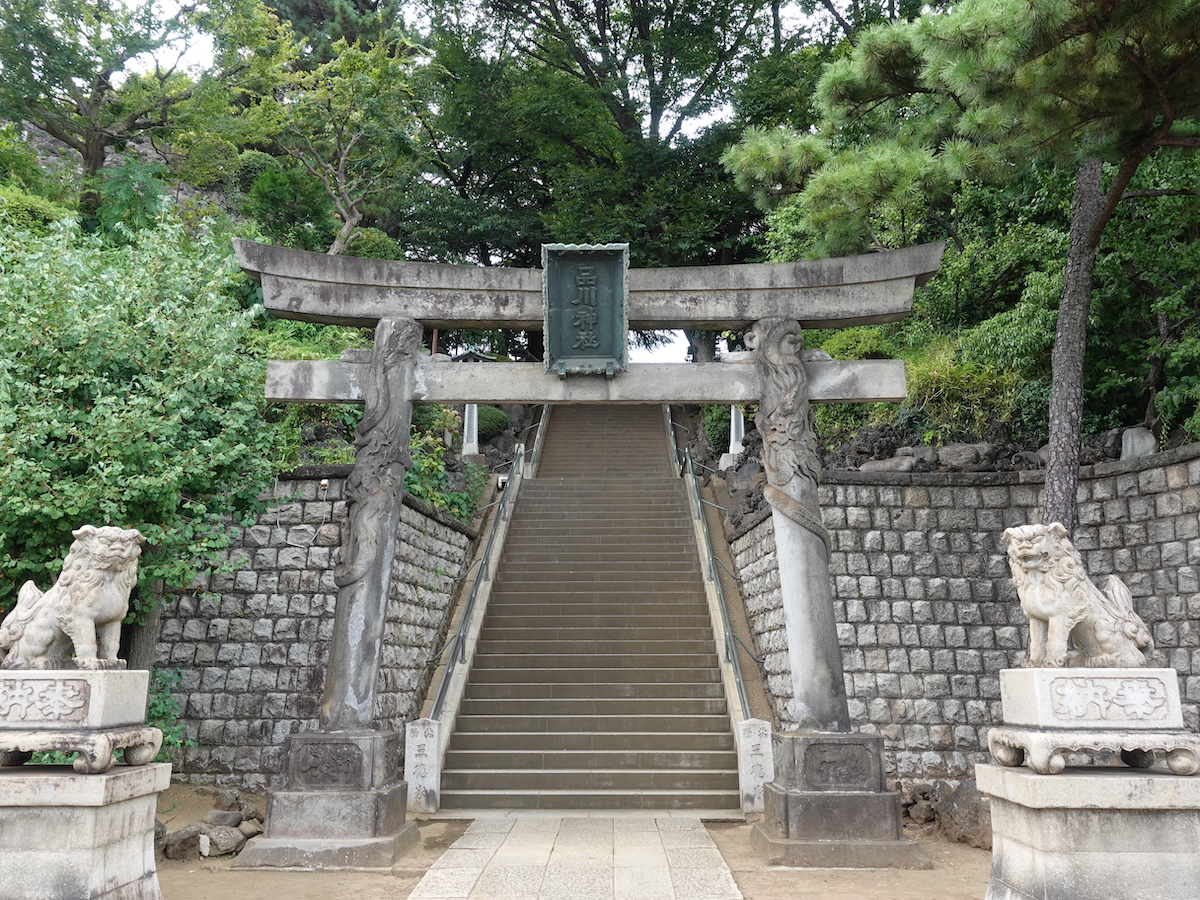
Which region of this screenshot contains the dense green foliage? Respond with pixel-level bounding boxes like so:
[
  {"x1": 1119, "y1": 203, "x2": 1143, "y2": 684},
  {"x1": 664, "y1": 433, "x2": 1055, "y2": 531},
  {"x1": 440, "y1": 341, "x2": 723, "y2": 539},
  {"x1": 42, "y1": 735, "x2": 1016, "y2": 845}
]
[
  {"x1": 0, "y1": 0, "x2": 1197, "y2": 571},
  {"x1": 476, "y1": 406, "x2": 510, "y2": 443},
  {"x1": 0, "y1": 219, "x2": 277, "y2": 615}
]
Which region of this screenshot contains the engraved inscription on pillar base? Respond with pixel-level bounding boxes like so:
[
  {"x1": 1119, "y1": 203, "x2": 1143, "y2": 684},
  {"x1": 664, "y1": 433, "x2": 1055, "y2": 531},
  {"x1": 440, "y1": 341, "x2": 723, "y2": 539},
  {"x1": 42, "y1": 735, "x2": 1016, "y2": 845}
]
[{"x1": 284, "y1": 731, "x2": 399, "y2": 791}]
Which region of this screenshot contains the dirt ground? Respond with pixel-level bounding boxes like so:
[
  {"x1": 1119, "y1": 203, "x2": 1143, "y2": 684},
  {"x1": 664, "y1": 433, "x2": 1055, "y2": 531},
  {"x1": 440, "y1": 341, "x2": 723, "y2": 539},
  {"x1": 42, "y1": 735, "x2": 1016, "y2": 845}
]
[{"x1": 156, "y1": 785, "x2": 992, "y2": 900}]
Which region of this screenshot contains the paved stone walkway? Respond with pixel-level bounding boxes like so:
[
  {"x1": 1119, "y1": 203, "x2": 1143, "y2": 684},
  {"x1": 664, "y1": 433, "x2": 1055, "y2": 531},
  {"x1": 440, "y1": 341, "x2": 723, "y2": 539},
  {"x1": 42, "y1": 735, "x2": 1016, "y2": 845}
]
[{"x1": 405, "y1": 815, "x2": 744, "y2": 900}]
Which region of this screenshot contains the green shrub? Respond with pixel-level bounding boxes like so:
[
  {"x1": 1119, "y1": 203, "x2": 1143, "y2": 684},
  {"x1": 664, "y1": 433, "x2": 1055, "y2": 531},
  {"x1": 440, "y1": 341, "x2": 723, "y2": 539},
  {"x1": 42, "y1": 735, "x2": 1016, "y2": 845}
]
[
  {"x1": 818, "y1": 326, "x2": 898, "y2": 360},
  {"x1": 236, "y1": 150, "x2": 282, "y2": 194},
  {"x1": 345, "y1": 227, "x2": 402, "y2": 260},
  {"x1": 704, "y1": 404, "x2": 732, "y2": 452},
  {"x1": 173, "y1": 134, "x2": 242, "y2": 188},
  {"x1": 0, "y1": 186, "x2": 71, "y2": 234},
  {"x1": 958, "y1": 294, "x2": 1057, "y2": 378},
  {"x1": 246, "y1": 167, "x2": 336, "y2": 252},
  {"x1": 476, "y1": 405, "x2": 510, "y2": 442},
  {"x1": 94, "y1": 157, "x2": 170, "y2": 238},
  {"x1": 148, "y1": 668, "x2": 194, "y2": 761},
  {"x1": 0, "y1": 124, "x2": 50, "y2": 194},
  {"x1": 0, "y1": 217, "x2": 278, "y2": 616},
  {"x1": 903, "y1": 347, "x2": 1019, "y2": 444}
]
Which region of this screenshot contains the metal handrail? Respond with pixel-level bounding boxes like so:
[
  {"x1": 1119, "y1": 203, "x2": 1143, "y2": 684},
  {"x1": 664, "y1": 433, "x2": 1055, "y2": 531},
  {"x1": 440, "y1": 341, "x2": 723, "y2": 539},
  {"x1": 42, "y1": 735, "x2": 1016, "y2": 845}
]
[
  {"x1": 428, "y1": 406, "x2": 548, "y2": 718},
  {"x1": 666, "y1": 412, "x2": 751, "y2": 721}
]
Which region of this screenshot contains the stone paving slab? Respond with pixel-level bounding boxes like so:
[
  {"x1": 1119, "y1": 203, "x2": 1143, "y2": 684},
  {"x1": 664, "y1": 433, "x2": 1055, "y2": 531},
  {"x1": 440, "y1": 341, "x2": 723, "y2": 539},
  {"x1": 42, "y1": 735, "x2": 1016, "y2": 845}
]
[{"x1": 405, "y1": 816, "x2": 742, "y2": 900}]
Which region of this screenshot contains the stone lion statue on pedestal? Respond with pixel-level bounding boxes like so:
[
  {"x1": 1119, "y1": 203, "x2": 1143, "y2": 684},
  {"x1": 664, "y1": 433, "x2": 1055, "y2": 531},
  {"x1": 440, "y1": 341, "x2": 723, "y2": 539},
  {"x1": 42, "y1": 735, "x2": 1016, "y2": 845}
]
[
  {"x1": 1001, "y1": 522, "x2": 1152, "y2": 668},
  {"x1": 0, "y1": 525, "x2": 145, "y2": 669}
]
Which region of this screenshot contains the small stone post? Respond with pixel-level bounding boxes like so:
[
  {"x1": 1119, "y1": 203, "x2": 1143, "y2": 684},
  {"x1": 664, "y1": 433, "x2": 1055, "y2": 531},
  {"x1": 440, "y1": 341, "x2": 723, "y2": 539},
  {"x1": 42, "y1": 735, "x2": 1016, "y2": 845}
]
[
  {"x1": 719, "y1": 406, "x2": 745, "y2": 470},
  {"x1": 462, "y1": 403, "x2": 479, "y2": 456}
]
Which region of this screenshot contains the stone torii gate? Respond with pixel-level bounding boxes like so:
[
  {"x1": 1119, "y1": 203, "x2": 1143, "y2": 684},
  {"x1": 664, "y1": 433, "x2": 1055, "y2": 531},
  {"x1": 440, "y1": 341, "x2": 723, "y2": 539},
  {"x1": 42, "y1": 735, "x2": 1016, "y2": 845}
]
[{"x1": 232, "y1": 238, "x2": 943, "y2": 868}]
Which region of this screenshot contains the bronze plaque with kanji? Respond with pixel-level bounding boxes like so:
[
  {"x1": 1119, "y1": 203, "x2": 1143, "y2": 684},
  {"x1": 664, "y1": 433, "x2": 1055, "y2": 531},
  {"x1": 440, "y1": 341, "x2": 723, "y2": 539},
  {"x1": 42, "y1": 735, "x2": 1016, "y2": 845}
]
[{"x1": 543, "y1": 243, "x2": 629, "y2": 376}]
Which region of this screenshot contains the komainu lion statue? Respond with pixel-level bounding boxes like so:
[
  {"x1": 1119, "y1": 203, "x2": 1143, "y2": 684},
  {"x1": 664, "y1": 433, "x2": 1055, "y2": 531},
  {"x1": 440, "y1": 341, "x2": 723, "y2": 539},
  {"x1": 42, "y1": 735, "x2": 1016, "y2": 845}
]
[
  {"x1": 0, "y1": 525, "x2": 145, "y2": 669},
  {"x1": 1001, "y1": 522, "x2": 1152, "y2": 668}
]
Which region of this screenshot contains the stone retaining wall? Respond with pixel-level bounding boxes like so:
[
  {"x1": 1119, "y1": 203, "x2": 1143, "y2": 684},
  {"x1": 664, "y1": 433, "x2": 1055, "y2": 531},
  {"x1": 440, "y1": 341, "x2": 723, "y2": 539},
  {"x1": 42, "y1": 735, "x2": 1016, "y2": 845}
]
[
  {"x1": 155, "y1": 469, "x2": 475, "y2": 790},
  {"x1": 158, "y1": 444, "x2": 1200, "y2": 793},
  {"x1": 731, "y1": 443, "x2": 1200, "y2": 793}
]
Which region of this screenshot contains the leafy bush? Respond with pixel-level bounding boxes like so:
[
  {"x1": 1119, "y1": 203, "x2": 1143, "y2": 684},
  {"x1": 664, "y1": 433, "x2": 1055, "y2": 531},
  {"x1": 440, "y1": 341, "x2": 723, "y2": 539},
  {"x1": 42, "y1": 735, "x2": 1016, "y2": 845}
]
[
  {"x1": 236, "y1": 150, "x2": 282, "y2": 194},
  {"x1": 173, "y1": 134, "x2": 242, "y2": 189},
  {"x1": 345, "y1": 227, "x2": 402, "y2": 260},
  {"x1": 817, "y1": 326, "x2": 898, "y2": 360},
  {"x1": 0, "y1": 124, "x2": 46, "y2": 191},
  {"x1": 0, "y1": 218, "x2": 278, "y2": 616},
  {"x1": 245, "y1": 166, "x2": 336, "y2": 252},
  {"x1": 148, "y1": 668, "x2": 194, "y2": 761},
  {"x1": 93, "y1": 157, "x2": 170, "y2": 238},
  {"x1": 476, "y1": 405, "x2": 510, "y2": 442},
  {"x1": 903, "y1": 348, "x2": 1018, "y2": 444},
  {"x1": 704, "y1": 404, "x2": 732, "y2": 452},
  {"x1": 0, "y1": 186, "x2": 71, "y2": 234},
  {"x1": 958, "y1": 287, "x2": 1058, "y2": 378}
]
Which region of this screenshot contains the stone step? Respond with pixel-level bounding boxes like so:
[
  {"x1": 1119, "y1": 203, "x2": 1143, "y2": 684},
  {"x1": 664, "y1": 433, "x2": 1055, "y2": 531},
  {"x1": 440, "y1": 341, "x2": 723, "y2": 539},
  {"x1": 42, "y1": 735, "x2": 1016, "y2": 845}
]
[
  {"x1": 484, "y1": 594, "x2": 705, "y2": 608},
  {"x1": 448, "y1": 730, "x2": 735, "y2": 752},
  {"x1": 440, "y1": 768, "x2": 739, "y2": 792},
  {"x1": 437, "y1": 789, "x2": 741, "y2": 810},
  {"x1": 466, "y1": 667, "x2": 722, "y2": 685},
  {"x1": 470, "y1": 653, "x2": 719, "y2": 669},
  {"x1": 479, "y1": 626, "x2": 715, "y2": 642},
  {"x1": 443, "y1": 403, "x2": 737, "y2": 810},
  {"x1": 444, "y1": 748, "x2": 737, "y2": 770},
  {"x1": 452, "y1": 713, "x2": 731, "y2": 733},
  {"x1": 498, "y1": 550, "x2": 697, "y2": 563},
  {"x1": 466, "y1": 681, "x2": 725, "y2": 700},
  {"x1": 473, "y1": 639, "x2": 715, "y2": 656},
  {"x1": 458, "y1": 696, "x2": 728, "y2": 716},
  {"x1": 480, "y1": 613, "x2": 713, "y2": 628}
]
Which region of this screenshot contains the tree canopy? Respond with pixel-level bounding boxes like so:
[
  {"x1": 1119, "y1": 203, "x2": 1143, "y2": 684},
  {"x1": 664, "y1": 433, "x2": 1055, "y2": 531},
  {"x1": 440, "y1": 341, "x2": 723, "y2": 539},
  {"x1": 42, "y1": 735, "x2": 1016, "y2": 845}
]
[
  {"x1": 0, "y1": 0, "x2": 294, "y2": 215},
  {"x1": 724, "y1": 0, "x2": 1200, "y2": 530}
]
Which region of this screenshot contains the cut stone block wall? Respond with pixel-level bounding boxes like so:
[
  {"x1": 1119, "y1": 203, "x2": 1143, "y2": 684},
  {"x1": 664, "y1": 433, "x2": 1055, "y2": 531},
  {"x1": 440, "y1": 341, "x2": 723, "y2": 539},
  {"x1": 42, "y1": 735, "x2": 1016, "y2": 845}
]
[
  {"x1": 155, "y1": 469, "x2": 474, "y2": 790},
  {"x1": 731, "y1": 443, "x2": 1200, "y2": 793},
  {"x1": 156, "y1": 444, "x2": 1199, "y2": 792}
]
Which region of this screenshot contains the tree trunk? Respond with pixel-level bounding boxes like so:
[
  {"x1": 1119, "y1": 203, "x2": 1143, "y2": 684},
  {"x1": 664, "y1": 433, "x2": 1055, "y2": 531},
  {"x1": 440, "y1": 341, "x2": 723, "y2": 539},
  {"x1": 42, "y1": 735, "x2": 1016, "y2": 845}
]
[
  {"x1": 1042, "y1": 160, "x2": 1104, "y2": 533},
  {"x1": 685, "y1": 329, "x2": 717, "y2": 362},
  {"x1": 327, "y1": 207, "x2": 364, "y2": 255},
  {"x1": 79, "y1": 132, "x2": 110, "y2": 220}
]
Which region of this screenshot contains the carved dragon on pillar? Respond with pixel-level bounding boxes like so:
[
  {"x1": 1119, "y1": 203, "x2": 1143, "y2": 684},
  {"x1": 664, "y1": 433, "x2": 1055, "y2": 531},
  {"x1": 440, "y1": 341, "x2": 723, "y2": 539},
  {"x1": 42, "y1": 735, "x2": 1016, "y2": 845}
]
[{"x1": 745, "y1": 317, "x2": 829, "y2": 553}]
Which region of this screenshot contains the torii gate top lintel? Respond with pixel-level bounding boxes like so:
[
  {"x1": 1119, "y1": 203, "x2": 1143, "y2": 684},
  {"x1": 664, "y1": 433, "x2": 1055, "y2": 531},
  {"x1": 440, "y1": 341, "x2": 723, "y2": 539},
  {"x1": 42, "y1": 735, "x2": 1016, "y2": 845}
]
[{"x1": 232, "y1": 238, "x2": 945, "y2": 331}]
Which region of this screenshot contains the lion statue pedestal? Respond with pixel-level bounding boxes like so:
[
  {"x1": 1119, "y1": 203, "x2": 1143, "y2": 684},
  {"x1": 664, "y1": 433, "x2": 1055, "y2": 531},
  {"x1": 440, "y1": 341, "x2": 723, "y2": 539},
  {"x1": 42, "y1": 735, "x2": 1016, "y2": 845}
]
[
  {"x1": 0, "y1": 525, "x2": 169, "y2": 900},
  {"x1": 978, "y1": 523, "x2": 1200, "y2": 900}
]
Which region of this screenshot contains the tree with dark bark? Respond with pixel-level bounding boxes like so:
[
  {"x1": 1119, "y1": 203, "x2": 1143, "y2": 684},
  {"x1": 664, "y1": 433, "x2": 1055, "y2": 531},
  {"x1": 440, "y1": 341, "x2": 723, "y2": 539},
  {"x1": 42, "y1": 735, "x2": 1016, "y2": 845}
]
[
  {"x1": 0, "y1": 0, "x2": 295, "y2": 218},
  {"x1": 724, "y1": 0, "x2": 1200, "y2": 532}
]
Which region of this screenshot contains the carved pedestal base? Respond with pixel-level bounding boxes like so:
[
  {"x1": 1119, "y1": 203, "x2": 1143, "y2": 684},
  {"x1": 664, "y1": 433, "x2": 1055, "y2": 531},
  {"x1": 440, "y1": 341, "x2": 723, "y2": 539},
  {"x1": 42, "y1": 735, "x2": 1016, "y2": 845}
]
[
  {"x1": 0, "y1": 725, "x2": 162, "y2": 773},
  {"x1": 752, "y1": 732, "x2": 930, "y2": 868},
  {"x1": 979, "y1": 763, "x2": 1200, "y2": 900},
  {"x1": 0, "y1": 670, "x2": 162, "y2": 773},
  {"x1": 234, "y1": 730, "x2": 418, "y2": 870},
  {"x1": 989, "y1": 726, "x2": 1200, "y2": 775},
  {"x1": 0, "y1": 762, "x2": 171, "y2": 900},
  {"x1": 992, "y1": 669, "x2": 1200, "y2": 775}
]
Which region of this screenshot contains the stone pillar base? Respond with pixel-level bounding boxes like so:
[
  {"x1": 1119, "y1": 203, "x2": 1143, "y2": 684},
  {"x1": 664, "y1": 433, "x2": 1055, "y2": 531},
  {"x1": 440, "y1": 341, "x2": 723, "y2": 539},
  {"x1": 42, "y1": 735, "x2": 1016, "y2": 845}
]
[
  {"x1": 979, "y1": 762, "x2": 1200, "y2": 900},
  {"x1": 232, "y1": 820, "x2": 419, "y2": 870},
  {"x1": 234, "y1": 730, "x2": 418, "y2": 871},
  {"x1": 754, "y1": 731, "x2": 931, "y2": 869},
  {"x1": 751, "y1": 823, "x2": 931, "y2": 868},
  {"x1": 0, "y1": 763, "x2": 171, "y2": 900}
]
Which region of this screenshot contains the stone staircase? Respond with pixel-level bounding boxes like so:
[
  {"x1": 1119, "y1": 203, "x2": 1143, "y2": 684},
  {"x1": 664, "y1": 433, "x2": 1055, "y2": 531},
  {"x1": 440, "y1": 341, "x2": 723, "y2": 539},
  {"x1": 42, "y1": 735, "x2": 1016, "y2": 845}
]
[{"x1": 439, "y1": 404, "x2": 740, "y2": 810}]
